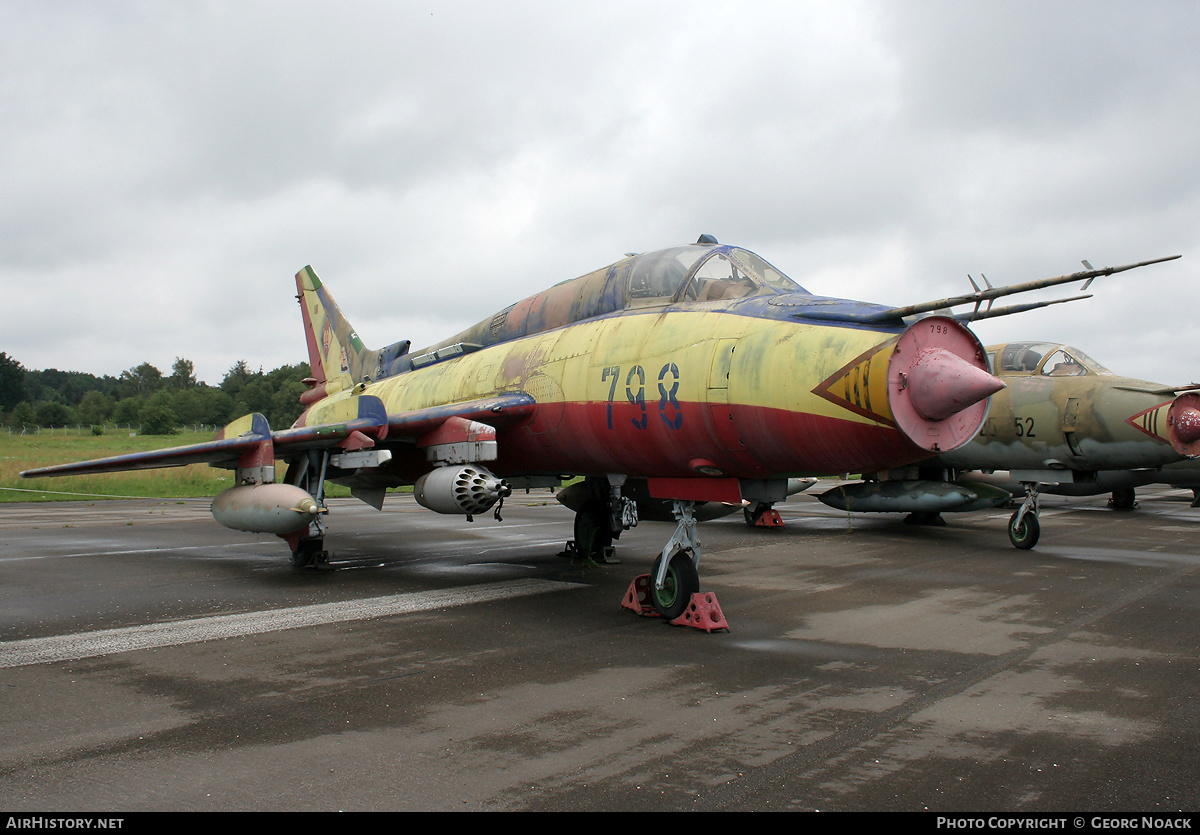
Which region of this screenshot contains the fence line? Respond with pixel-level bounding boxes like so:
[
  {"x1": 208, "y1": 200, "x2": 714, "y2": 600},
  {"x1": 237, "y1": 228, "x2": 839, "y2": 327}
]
[{"x1": 5, "y1": 424, "x2": 217, "y2": 436}]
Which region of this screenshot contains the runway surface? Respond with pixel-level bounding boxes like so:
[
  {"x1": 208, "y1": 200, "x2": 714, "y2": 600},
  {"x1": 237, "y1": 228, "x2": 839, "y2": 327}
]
[{"x1": 1, "y1": 487, "x2": 1197, "y2": 812}]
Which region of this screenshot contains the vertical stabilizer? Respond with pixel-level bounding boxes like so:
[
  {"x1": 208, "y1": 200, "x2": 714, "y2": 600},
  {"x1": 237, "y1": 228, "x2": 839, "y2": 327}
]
[{"x1": 295, "y1": 266, "x2": 371, "y2": 395}]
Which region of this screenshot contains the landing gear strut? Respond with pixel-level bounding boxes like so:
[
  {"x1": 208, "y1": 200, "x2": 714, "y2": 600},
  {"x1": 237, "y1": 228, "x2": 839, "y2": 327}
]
[
  {"x1": 650, "y1": 500, "x2": 702, "y2": 619},
  {"x1": 1008, "y1": 481, "x2": 1041, "y2": 549},
  {"x1": 284, "y1": 449, "x2": 331, "y2": 568}
]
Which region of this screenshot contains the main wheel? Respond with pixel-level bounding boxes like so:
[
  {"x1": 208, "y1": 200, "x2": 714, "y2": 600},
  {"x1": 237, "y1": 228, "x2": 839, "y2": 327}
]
[
  {"x1": 743, "y1": 502, "x2": 772, "y2": 527},
  {"x1": 1110, "y1": 488, "x2": 1136, "y2": 510},
  {"x1": 649, "y1": 549, "x2": 700, "y2": 620},
  {"x1": 573, "y1": 501, "x2": 613, "y2": 559},
  {"x1": 1008, "y1": 511, "x2": 1040, "y2": 550},
  {"x1": 291, "y1": 538, "x2": 329, "y2": 569},
  {"x1": 904, "y1": 511, "x2": 946, "y2": 527}
]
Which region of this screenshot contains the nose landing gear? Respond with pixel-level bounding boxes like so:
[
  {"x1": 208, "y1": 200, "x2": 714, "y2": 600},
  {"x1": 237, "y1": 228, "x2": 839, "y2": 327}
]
[
  {"x1": 648, "y1": 500, "x2": 703, "y2": 619},
  {"x1": 1008, "y1": 481, "x2": 1041, "y2": 549}
]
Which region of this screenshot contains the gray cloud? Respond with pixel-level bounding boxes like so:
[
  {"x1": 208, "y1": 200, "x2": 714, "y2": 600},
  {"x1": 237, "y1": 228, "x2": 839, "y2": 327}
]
[{"x1": 3, "y1": 0, "x2": 1196, "y2": 388}]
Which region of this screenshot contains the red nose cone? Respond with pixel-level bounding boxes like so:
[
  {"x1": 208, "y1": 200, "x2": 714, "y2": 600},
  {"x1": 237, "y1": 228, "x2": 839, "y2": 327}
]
[
  {"x1": 1169, "y1": 393, "x2": 1200, "y2": 456},
  {"x1": 1172, "y1": 405, "x2": 1200, "y2": 444},
  {"x1": 907, "y1": 346, "x2": 1007, "y2": 421}
]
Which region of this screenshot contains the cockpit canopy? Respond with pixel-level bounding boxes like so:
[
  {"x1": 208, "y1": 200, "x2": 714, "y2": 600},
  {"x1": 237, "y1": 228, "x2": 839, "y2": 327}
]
[
  {"x1": 627, "y1": 244, "x2": 805, "y2": 304},
  {"x1": 407, "y1": 241, "x2": 810, "y2": 371},
  {"x1": 993, "y1": 342, "x2": 1113, "y2": 377}
]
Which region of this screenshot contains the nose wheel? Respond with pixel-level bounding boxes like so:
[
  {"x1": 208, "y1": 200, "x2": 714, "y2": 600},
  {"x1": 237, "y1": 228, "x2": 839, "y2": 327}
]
[
  {"x1": 648, "y1": 500, "x2": 704, "y2": 619},
  {"x1": 650, "y1": 548, "x2": 700, "y2": 619},
  {"x1": 1008, "y1": 481, "x2": 1041, "y2": 549},
  {"x1": 1008, "y1": 511, "x2": 1040, "y2": 549}
]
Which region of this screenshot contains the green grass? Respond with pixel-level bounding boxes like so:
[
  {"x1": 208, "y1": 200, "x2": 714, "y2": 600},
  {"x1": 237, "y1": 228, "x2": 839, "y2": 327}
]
[{"x1": 0, "y1": 429, "x2": 354, "y2": 502}]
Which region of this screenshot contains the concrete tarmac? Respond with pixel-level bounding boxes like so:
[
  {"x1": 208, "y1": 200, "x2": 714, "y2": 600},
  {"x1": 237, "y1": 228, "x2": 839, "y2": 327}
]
[{"x1": 0, "y1": 487, "x2": 1197, "y2": 812}]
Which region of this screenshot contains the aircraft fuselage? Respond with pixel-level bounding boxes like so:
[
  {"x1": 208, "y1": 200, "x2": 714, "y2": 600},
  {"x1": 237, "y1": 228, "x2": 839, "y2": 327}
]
[
  {"x1": 938, "y1": 342, "x2": 1200, "y2": 476},
  {"x1": 303, "y1": 303, "x2": 931, "y2": 490}
]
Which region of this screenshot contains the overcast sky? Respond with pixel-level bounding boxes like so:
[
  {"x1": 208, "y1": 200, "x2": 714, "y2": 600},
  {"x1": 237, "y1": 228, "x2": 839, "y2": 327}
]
[{"x1": 3, "y1": 0, "x2": 1197, "y2": 389}]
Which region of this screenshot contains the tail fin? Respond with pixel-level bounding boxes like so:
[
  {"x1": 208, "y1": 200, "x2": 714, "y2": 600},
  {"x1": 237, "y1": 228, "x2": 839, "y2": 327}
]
[{"x1": 295, "y1": 266, "x2": 372, "y2": 396}]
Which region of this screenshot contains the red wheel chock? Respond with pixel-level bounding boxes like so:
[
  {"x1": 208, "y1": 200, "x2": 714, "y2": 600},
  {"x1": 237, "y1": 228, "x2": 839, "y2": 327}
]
[
  {"x1": 755, "y1": 509, "x2": 784, "y2": 527},
  {"x1": 671, "y1": 592, "x2": 729, "y2": 632},
  {"x1": 621, "y1": 575, "x2": 730, "y2": 632},
  {"x1": 621, "y1": 574, "x2": 656, "y2": 616}
]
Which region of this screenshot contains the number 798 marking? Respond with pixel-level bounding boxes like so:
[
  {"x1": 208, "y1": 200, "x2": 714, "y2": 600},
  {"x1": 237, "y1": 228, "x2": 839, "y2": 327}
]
[{"x1": 601, "y1": 362, "x2": 684, "y2": 430}]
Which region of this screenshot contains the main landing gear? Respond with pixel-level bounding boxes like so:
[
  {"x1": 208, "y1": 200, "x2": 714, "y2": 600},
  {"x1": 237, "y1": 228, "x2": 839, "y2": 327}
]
[
  {"x1": 567, "y1": 476, "x2": 637, "y2": 562},
  {"x1": 284, "y1": 450, "x2": 331, "y2": 569},
  {"x1": 573, "y1": 499, "x2": 614, "y2": 559},
  {"x1": 1109, "y1": 487, "x2": 1137, "y2": 510},
  {"x1": 1008, "y1": 481, "x2": 1040, "y2": 550},
  {"x1": 743, "y1": 501, "x2": 783, "y2": 528},
  {"x1": 288, "y1": 535, "x2": 331, "y2": 569},
  {"x1": 905, "y1": 510, "x2": 947, "y2": 527}
]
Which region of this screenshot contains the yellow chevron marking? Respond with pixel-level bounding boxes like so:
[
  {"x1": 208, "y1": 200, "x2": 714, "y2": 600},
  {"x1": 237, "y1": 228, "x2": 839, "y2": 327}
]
[
  {"x1": 1127, "y1": 401, "x2": 1173, "y2": 443},
  {"x1": 812, "y1": 336, "x2": 898, "y2": 426}
]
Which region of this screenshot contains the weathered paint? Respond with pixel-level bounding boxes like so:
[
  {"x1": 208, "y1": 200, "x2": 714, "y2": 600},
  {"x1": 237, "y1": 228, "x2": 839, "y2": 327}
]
[
  {"x1": 301, "y1": 303, "x2": 972, "y2": 484},
  {"x1": 24, "y1": 242, "x2": 1001, "y2": 510},
  {"x1": 294, "y1": 244, "x2": 997, "y2": 496},
  {"x1": 938, "y1": 341, "x2": 1200, "y2": 473}
]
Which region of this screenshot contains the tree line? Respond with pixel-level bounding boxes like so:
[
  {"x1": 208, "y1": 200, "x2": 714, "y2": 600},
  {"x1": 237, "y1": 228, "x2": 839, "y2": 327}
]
[{"x1": 0, "y1": 352, "x2": 311, "y2": 434}]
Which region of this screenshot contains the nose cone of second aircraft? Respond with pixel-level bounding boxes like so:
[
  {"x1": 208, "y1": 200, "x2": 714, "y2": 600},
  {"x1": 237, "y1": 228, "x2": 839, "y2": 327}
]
[{"x1": 1168, "y1": 392, "x2": 1200, "y2": 456}]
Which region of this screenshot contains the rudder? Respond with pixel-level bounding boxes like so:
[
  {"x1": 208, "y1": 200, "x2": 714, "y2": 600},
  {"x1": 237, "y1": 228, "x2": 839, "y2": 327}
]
[{"x1": 294, "y1": 266, "x2": 371, "y2": 395}]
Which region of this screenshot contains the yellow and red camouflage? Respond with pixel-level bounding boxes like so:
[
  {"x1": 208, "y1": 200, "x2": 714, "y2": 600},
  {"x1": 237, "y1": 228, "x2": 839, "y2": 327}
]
[{"x1": 21, "y1": 236, "x2": 1178, "y2": 617}]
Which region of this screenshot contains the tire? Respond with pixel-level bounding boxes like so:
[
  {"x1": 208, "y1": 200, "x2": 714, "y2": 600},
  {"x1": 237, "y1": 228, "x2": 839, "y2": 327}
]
[
  {"x1": 904, "y1": 511, "x2": 946, "y2": 527},
  {"x1": 573, "y1": 502, "x2": 613, "y2": 559},
  {"x1": 649, "y1": 549, "x2": 700, "y2": 619},
  {"x1": 291, "y1": 538, "x2": 327, "y2": 569},
  {"x1": 1110, "y1": 488, "x2": 1136, "y2": 510},
  {"x1": 744, "y1": 502, "x2": 771, "y2": 527},
  {"x1": 1008, "y1": 511, "x2": 1040, "y2": 550}
]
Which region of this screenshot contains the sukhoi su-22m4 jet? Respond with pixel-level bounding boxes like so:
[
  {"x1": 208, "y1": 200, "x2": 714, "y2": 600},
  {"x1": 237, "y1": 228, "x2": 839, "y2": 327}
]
[{"x1": 22, "y1": 237, "x2": 1178, "y2": 618}]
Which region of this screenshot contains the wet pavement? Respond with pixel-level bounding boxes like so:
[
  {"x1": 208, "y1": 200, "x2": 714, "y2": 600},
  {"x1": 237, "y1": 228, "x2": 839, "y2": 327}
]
[{"x1": 0, "y1": 487, "x2": 1196, "y2": 811}]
